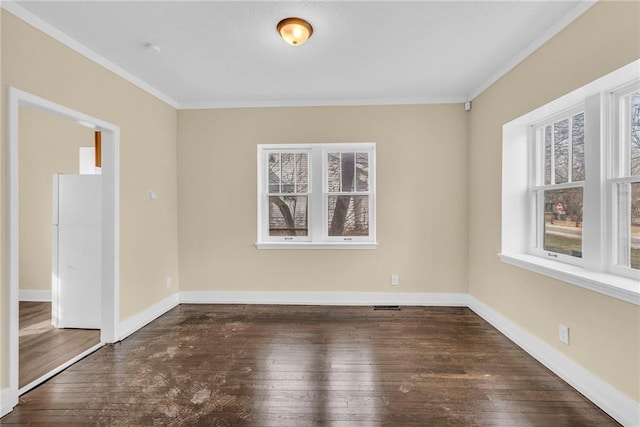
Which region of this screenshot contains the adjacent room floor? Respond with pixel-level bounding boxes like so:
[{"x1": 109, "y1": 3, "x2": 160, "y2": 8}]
[
  {"x1": 4, "y1": 305, "x2": 618, "y2": 425},
  {"x1": 19, "y1": 301, "x2": 101, "y2": 388}
]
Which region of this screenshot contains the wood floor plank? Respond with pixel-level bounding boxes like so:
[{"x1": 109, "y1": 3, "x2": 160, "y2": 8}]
[
  {"x1": 3, "y1": 305, "x2": 619, "y2": 425},
  {"x1": 19, "y1": 301, "x2": 101, "y2": 388}
]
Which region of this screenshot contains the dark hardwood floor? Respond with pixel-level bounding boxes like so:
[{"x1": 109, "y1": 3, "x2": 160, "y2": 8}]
[
  {"x1": 19, "y1": 301, "x2": 101, "y2": 388},
  {"x1": 4, "y1": 305, "x2": 618, "y2": 426}
]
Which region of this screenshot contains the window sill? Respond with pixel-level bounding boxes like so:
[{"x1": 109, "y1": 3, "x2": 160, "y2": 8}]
[
  {"x1": 499, "y1": 253, "x2": 640, "y2": 306},
  {"x1": 256, "y1": 242, "x2": 379, "y2": 250}
]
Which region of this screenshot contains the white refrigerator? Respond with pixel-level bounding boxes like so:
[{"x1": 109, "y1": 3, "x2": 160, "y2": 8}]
[{"x1": 52, "y1": 174, "x2": 101, "y2": 329}]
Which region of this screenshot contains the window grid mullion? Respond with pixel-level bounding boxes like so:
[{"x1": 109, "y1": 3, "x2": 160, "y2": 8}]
[
  {"x1": 619, "y1": 96, "x2": 629, "y2": 178},
  {"x1": 311, "y1": 146, "x2": 324, "y2": 241},
  {"x1": 532, "y1": 182, "x2": 585, "y2": 192},
  {"x1": 353, "y1": 154, "x2": 356, "y2": 191},
  {"x1": 293, "y1": 153, "x2": 298, "y2": 193}
]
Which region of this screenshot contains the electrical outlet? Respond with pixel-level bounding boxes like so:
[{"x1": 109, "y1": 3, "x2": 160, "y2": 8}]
[
  {"x1": 558, "y1": 323, "x2": 570, "y2": 345},
  {"x1": 166, "y1": 276, "x2": 172, "y2": 289},
  {"x1": 391, "y1": 274, "x2": 399, "y2": 286}
]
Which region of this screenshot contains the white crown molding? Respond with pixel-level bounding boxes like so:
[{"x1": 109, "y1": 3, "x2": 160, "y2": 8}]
[
  {"x1": 179, "y1": 291, "x2": 469, "y2": 306},
  {"x1": 0, "y1": 1, "x2": 465, "y2": 111},
  {"x1": 18, "y1": 290, "x2": 52, "y2": 302},
  {"x1": 1, "y1": 1, "x2": 179, "y2": 109},
  {"x1": 1, "y1": 1, "x2": 596, "y2": 111},
  {"x1": 176, "y1": 96, "x2": 467, "y2": 110},
  {"x1": 467, "y1": 1, "x2": 597, "y2": 101},
  {"x1": 468, "y1": 295, "x2": 639, "y2": 427}
]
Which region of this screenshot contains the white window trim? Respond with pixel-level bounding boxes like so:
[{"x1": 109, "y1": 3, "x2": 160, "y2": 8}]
[
  {"x1": 256, "y1": 143, "x2": 378, "y2": 249},
  {"x1": 528, "y1": 106, "x2": 586, "y2": 267},
  {"x1": 609, "y1": 84, "x2": 640, "y2": 280},
  {"x1": 498, "y1": 253, "x2": 639, "y2": 305},
  {"x1": 259, "y1": 148, "x2": 312, "y2": 243},
  {"x1": 323, "y1": 147, "x2": 376, "y2": 243},
  {"x1": 501, "y1": 59, "x2": 640, "y2": 306},
  {"x1": 256, "y1": 241, "x2": 378, "y2": 250}
]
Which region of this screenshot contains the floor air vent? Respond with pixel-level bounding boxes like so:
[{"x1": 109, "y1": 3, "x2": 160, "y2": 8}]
[{"x1": 373, "y1": 305, "x2": 401, "y2": 311}]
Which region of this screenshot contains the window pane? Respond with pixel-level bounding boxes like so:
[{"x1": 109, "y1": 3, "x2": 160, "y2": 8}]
[
  {"x1": 543, "y1": 188, "x2": 583, "y2": 257},
  {"x1": 269, "y1": 196, "x2": 308, "y2": 236},
  {"x1": 617, "y1": 182, "x2": 640, "y2": 269},
  {"x1": 268, "y1": 153, "x2": 280, "y2": 193},
  {"x1": 327, "y1": 195, "x2": 369, "y2": 236},
  {"x1": 341, "y1": 153, "x2": 355, "y2": 192},
  {"x1": 327, "y1": 153, "x2": 341, "y2": 192},
  {"x1": 327, "y1": 152, "x2": 358, "y2": 193},
  {"x1": 296, "y1": 153, "x2": 308, "y2": 192},
  {"x1": 356, "y1": 153, "x2": 369, "y2": 191},
  {"x1": 572, "y1": 112, "x2": 585, "y2": 182},
  {"x1": 554, "y1": 119, "x2": 569, "y2": 184},
  {"x1": 281, "y1": 153, "x2": 295, "y2": 193},
  {"x1": 544, "y1": 125, "x2": 552, "y2": 185},
  {"x1": 268, "y1": 152, "x2": 308, "y2": 194},
  {"x1": 631, "y1": 91, "x2": 640, "y2": 176}
]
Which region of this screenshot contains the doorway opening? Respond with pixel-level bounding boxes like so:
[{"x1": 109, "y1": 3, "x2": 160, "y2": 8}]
[
  {"x1": 18, "y1": 108, "x2": 102, "y2": 391},
  {"x1": 5, "y1": 87, "x2": 120, "y2": 410}
]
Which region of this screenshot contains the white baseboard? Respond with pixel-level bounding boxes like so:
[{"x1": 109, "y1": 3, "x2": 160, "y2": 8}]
[
  {"x1": 5, "y1": 289, "x2": 637, "y2": 426},
  {"x1": 180, "y1": 291, "x2": 469, "y2": 306},
  {"x1": 116, "y1": 293, "x2": 179, "y2": 341},
  {"x1": 18, "y1": 290, "x2": 52, "y2": 302},
  {"x1": 467, "y1": 296, "x2": 639, "y2": 427},
  {"x1": 1, "y1": 386, "x2": 17, "y2": 418}
]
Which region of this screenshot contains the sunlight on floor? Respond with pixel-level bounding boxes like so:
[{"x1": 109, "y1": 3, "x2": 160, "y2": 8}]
[{"x1": 19, "y1": 319, "x2": 53, "y2": 337}]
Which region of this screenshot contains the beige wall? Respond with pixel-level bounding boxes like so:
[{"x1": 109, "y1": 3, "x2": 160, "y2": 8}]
[
  {"x1": 19, "y1": 107, "x2": 95, "y2": 292},
  {"x1": 178, "y1": 105, "x2": 469, "y2": 294},
  {"x1": 1, "y1": 11, "x2": 180, "y2": 387},
  {"x1": 1, "y1": 0, "x2": 639, "y2": 410},
  {"x1": 468, "y1": 1, "x2": 640, "y2": 402}
]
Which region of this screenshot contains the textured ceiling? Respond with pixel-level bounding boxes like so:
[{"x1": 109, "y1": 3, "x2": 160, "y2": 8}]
[{"x1": 11, "y1": 1, "x2": 593, "y2": 109}]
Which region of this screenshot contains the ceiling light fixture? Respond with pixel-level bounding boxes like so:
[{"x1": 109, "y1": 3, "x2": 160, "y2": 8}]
[{"x1": 277, "y1": 17, "x2": 313, "y2": 46}]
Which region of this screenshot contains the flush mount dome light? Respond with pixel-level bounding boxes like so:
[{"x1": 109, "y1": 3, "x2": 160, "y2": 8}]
[{"x1": 277, "y1": 17, "x2": 313, "y2": 46}]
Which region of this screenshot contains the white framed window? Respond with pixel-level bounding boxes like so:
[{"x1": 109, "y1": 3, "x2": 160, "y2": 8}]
[
  {"x1": 262, "y1": 149, "x2": 311, "y2": 243},
  {"x1": 501, "y1": 60, "x2": 640, "y2": 306},
  {"x1": 530, "y1": 107, "x2": 585, "y2": 266},
  {"x1": 257, "y1": 143, "x2": 377, "y2": 249},
  {"x1": 610, "y1": 85, "x2": 640, "y2": 279}
]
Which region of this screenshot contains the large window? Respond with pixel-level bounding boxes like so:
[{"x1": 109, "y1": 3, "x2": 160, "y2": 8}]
[
  {"x1": 501, "y1": 60, "x2": 640, "y2": 306},
  {"x1": 257, "y1": 143, "x2": 376, "y2": 248},
  {"x1": 612, "y1": 88, "x2": 640, "y2": 274}
]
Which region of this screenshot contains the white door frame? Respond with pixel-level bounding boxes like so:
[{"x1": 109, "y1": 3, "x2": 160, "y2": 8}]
[{"x1": 4, "y1": 87, "x2": 120, "y2": 412}]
